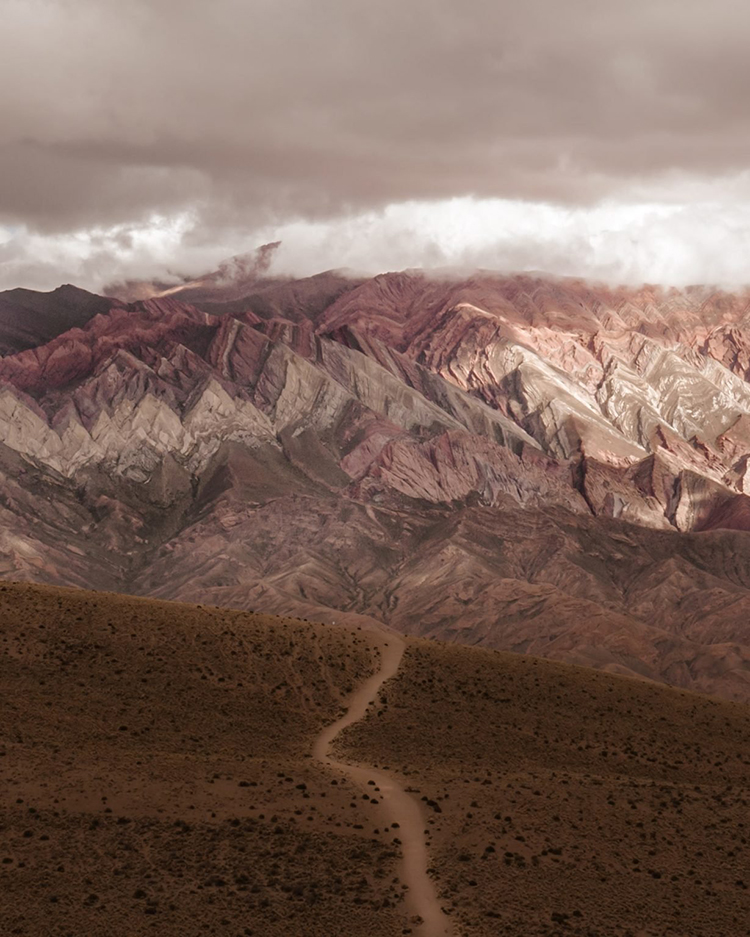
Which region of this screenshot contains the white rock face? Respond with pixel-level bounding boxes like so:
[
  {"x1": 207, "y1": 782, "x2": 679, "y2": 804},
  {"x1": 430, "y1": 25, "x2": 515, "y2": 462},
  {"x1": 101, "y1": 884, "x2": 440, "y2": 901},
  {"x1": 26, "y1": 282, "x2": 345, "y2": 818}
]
[
  {"x1": 0, "y1": 378, "x2": 277, "y2": 481},
  {"x1": 0, "y1": 388, "x2": 68, "y2": 471}
]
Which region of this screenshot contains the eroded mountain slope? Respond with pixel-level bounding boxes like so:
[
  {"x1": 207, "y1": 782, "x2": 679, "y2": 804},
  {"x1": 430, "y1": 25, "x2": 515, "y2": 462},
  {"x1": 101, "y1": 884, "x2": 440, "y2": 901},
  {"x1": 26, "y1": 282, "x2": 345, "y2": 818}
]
[{"x1": 2, "y1": 269, "x2": 750, "y2": 698}]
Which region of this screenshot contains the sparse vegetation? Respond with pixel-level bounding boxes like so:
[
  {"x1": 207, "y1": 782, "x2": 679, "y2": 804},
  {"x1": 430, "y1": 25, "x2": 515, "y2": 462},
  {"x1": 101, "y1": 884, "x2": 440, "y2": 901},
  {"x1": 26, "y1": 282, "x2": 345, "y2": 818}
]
[
  {"x1": 0, "y1": 582, "x2": 401, "y2": 936},
  {"x1": 1, "y1": 582, "x2": 749, "y2": 936},
  {"x1": 340, "y1": 640, "x2": 750, "y2": 936}
]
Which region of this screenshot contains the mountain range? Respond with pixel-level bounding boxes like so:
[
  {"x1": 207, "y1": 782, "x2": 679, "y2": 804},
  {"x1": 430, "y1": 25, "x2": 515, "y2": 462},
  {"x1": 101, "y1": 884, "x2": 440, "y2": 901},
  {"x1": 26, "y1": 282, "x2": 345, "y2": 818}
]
[{"x1": 2, "y1": 255, "x2": 750, "y2": 701}]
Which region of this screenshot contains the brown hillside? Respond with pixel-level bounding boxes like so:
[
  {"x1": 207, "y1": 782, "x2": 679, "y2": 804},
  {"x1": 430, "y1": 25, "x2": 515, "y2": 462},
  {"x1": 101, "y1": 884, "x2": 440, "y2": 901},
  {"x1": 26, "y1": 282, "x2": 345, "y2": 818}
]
[
  {"x1": 1, "y1": 581, "x2": 749, "y2": 936},
  {"x1": 341, "y1": 641, "x2": 750, "y2": 936},
  {"x1": 0, "y1": 582, "x2": 403, "y2": 937}
]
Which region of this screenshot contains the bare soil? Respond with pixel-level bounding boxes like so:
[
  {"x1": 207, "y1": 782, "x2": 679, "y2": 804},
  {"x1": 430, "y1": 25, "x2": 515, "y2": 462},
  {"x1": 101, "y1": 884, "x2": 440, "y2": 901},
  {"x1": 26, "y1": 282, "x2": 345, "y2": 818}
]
[
  {"x1": 2, "y1": 581, "x2": 749, "y2": 936},
  {"x1": 340, "y1": 640, "x2": 750, "y2": 936}
]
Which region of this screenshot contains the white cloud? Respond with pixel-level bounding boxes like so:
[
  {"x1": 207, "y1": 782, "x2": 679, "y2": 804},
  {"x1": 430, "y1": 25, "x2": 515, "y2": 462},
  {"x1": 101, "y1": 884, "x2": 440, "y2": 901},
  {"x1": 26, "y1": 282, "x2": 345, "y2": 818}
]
[
  {"x1": 3, "y1": 189, "x2": 750, "y2": 293},
  {"x1": 3, "y1": 1, "x2": 750, "y2": 292},
  {"x1": 238, "y1": 193, "x2": 750, "y2": 288}
]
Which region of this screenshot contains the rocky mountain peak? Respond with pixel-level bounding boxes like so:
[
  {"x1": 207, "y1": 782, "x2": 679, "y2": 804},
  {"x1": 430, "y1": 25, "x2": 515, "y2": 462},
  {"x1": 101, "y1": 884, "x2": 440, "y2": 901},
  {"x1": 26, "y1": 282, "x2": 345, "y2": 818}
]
[{"x1": 2, "y1": 265, "x2": 750, "y2": 701}]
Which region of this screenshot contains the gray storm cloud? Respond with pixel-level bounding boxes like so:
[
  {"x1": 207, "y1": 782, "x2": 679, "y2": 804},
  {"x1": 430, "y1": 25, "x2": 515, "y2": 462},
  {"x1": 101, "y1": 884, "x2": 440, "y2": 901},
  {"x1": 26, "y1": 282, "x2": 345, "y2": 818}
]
[{"x1": 2, "y1": 0, "x2": 750, "y2": 289}]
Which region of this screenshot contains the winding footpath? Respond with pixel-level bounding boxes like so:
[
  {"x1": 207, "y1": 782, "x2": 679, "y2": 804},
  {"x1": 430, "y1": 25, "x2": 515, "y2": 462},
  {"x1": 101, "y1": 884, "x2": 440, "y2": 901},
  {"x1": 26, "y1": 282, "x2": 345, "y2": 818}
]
[{"x1": 312, "y1": 633, "x2": 452, "y2": 937}]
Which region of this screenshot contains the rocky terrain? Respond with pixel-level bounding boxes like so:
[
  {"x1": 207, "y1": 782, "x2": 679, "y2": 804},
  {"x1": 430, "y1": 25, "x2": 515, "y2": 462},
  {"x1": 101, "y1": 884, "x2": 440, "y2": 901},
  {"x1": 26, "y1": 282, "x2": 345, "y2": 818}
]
[
  {"x1": 1, "y1": 582, "x2": 748, "y2": 936},
  {"x1": 2, "y1": 262, "x2": 750, "y2": 699}
]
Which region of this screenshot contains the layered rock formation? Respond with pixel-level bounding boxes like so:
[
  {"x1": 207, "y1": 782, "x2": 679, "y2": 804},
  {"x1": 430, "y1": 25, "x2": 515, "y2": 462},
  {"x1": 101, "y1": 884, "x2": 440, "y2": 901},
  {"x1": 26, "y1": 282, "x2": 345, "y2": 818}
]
[{"x1": 2, "y1": 267, "x2": 750, "y2": 700}]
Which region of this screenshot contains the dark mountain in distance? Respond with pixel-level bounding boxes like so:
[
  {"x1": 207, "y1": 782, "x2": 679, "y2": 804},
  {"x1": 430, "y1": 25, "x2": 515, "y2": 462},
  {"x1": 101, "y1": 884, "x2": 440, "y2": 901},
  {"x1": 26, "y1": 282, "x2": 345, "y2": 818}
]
[
  {"x1": 0, "y1": 284, "x2": 119, "y2": 356},
  {"x1": 2, "y1": 261, "x2": 750, "y2": 701}
]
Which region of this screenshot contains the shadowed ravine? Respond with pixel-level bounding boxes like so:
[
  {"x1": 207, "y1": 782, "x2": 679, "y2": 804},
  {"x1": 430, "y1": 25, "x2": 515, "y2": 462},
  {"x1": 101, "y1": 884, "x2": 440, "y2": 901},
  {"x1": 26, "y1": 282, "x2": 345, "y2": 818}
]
[{"x1": 312, "y1": 633, "x2": 452, "y2": 937}]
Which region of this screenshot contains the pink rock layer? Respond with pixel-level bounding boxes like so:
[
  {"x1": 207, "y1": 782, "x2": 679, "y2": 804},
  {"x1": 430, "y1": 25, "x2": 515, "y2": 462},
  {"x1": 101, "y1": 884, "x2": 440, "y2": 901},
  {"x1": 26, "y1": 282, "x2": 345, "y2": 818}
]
[{"x1": 2, "y1": 268, "x2": 750, "y2": 701}]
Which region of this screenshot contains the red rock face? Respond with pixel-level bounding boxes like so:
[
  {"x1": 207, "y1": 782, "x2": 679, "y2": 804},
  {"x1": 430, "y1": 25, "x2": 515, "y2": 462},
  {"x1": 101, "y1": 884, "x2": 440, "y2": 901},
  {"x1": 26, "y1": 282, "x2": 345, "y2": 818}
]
[{"x1": 3, "y1": 269, "x2": 750, "y2": 701}]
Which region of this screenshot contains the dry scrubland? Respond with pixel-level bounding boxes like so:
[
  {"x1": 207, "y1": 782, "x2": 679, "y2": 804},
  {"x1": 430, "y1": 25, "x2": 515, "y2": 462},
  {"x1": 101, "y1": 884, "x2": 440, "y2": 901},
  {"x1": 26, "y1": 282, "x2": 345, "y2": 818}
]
[
  {"x1": 0, "y1": 582, "x2": 405, "y2": 936},
  {"x1": 341, "y1": 642, "x2": 750, "y2": 936},
  {"x1": 1, "y1": 581, "x2": 749, "y2": 937}
]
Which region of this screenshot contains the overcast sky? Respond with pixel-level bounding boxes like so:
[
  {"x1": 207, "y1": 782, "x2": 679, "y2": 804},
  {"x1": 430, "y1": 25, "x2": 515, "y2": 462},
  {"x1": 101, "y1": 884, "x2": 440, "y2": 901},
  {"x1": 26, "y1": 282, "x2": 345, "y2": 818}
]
[{"x1": 2, "y1": 0, "x2": 750, "y2": 291}]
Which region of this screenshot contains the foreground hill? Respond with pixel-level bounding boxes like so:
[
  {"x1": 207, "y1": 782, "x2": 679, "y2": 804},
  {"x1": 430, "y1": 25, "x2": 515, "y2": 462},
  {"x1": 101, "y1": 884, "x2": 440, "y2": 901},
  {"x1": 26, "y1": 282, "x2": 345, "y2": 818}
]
[
  {"x1": 341, "y1": 640, "x2": 750, "y2": 935},
  {"x1": 1, "y1": 582, "x2": 749, "y2": 936},
  {"x1": 0, "y1": 582, "x2": 401, "y2": 937},
  {"x1": 2, "y1": 267, "x2": 750, "y2": 700}
]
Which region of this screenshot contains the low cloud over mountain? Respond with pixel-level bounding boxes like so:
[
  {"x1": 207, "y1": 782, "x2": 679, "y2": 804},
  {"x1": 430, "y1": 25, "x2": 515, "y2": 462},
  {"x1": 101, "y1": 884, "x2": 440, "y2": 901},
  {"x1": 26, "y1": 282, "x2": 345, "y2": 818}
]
[{"x1": 4, "y1": 1, "x2": 750, "y2": 288}]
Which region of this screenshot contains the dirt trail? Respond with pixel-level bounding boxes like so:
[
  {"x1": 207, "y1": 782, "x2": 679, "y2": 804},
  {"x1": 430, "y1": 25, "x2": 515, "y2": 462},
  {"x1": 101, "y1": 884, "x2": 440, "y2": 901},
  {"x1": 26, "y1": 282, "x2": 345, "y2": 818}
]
[{"x1": 313, "y1": 633, "x2": 452, "y2": 937}]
